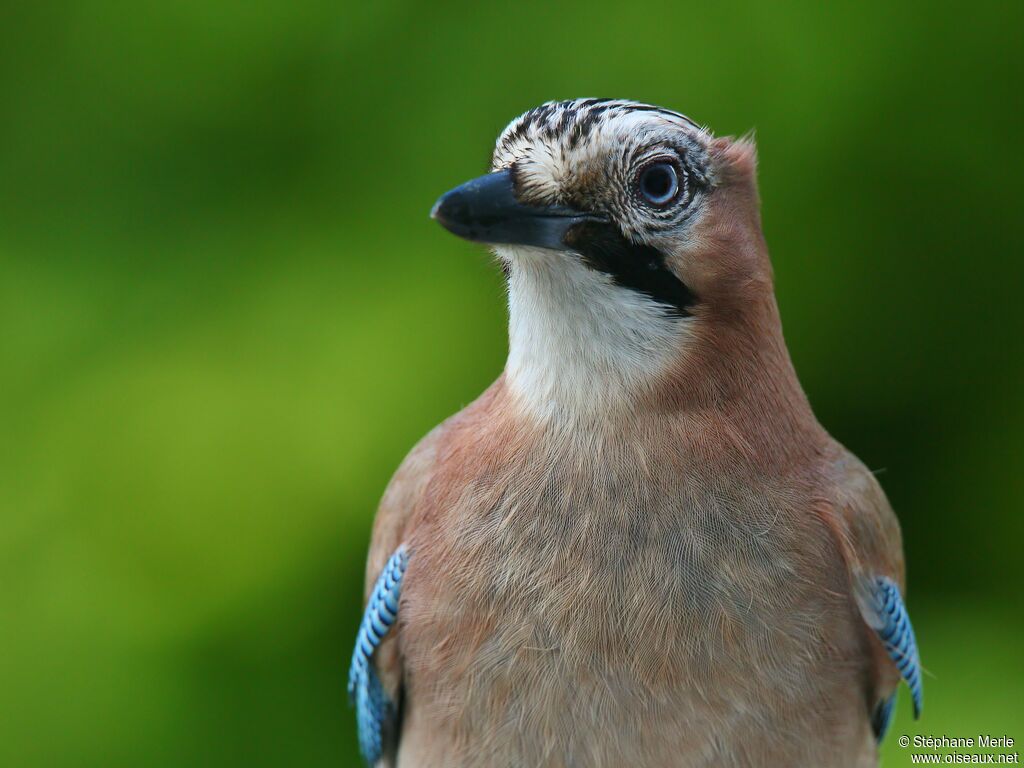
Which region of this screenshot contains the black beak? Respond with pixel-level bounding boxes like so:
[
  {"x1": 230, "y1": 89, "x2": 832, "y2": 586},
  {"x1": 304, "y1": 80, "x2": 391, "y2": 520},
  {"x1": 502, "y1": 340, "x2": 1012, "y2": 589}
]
[{"x1": 430, "y1": 169, "x2": 600, "y2": 251}]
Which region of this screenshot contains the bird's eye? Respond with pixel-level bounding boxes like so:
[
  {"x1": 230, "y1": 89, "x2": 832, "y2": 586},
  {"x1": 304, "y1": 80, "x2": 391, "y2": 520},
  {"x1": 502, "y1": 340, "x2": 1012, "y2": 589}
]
[{"x1": 638, "y1": 162, "x2": 679, "y2": 206}]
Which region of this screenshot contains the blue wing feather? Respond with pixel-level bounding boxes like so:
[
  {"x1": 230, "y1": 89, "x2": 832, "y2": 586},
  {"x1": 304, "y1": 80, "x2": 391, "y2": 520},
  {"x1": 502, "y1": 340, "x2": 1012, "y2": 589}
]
[
  {"x1": 862, "y1": 576, "x2": 922, "y2": 741},
  {"x1": 349, "y1": 546, "x2": 409, "y2": 764}
]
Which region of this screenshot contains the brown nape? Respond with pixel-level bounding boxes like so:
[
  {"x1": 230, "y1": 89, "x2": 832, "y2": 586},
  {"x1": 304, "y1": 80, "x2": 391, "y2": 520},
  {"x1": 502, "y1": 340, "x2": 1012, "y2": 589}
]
[
  {"x1": 652, "y1": 137, "x2": 827, "y2": 466},
  {"x1": 675, "y1": 136, "x2": 774, "y2": 307}
]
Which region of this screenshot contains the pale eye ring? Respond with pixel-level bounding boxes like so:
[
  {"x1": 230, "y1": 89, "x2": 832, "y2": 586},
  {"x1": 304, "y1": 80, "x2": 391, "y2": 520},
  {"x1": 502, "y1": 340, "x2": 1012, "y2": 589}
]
[{"x1": 638, "y1": 162, "x2": 679, "y2": 206}]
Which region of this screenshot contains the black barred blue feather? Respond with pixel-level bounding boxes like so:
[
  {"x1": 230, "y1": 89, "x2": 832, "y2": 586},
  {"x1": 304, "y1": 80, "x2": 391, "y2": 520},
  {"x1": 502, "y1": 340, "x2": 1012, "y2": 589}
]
[
  {"x1": 860, "y1": 576, "x2": 922, "y2": 741},
  {"x1": 348, "y1": 546, "x2": 408, "y2": 764},
  {"x1": 354, "y1": 665, "x2": 389, "y2": 762}
]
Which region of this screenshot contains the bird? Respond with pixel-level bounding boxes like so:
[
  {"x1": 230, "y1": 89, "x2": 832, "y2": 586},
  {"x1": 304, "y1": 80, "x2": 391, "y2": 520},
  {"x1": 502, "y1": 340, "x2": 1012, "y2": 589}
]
[{"x1": 347, "y1": 98, "x2": 921, "y2": 768}]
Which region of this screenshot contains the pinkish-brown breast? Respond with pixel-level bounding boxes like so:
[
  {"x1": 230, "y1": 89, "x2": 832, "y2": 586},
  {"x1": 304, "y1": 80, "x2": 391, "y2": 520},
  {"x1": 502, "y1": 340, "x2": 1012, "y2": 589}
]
[{"x1": 389, "y1": 380, "x2": 879, "y2": 768}]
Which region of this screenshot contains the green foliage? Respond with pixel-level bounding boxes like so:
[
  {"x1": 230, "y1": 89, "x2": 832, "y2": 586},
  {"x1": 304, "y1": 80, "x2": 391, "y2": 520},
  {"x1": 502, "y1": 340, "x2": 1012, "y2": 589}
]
[{"x1": 1, "y1": 2, "x2": 1021, "y2": 765}]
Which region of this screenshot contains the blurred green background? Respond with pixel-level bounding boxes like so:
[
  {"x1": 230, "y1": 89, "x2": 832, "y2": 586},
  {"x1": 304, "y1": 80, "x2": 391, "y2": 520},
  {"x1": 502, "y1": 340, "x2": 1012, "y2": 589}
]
[{"x1": 1, "y1": 2, "x2": 1022, "y2": 765}]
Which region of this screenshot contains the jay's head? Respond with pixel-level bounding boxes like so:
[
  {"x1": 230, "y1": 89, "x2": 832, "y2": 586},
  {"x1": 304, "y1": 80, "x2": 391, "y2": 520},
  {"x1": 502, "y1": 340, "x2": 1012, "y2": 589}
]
[
  {"x1": 432, "y1": 99, "x2": 779, "y2": 416},
  {"x1": 433, "y1": 99, "x2": 770, "y2": 318}
]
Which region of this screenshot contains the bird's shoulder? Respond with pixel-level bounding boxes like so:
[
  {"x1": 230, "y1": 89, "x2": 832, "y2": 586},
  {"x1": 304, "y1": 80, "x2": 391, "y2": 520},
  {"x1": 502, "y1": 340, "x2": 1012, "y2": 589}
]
[
  {"x1": 366, "y1": 419, "x2": 446, "y2": 596},
  {"x1": 356, "y1": 403, "x2": 463, "y2": 752},
  {"x1": 804, "y1": 442, "x2": 911, "y2": 721},
  {"x1": 819, "y1": 441, "x2": 904, "y2": 588},
  {"x1": 365, "y1": 377, "x2": 510, "y2": 591},
  {"x1": 819, "y1": 443, "x2": 924, "y2": 734}
]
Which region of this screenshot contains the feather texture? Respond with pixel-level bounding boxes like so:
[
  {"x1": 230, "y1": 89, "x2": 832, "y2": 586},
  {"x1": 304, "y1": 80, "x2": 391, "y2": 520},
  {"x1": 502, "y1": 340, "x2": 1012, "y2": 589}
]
[
  {"x1": 351, "y1": 99, "x2": 918, "y2": 766},
  {"x1": 349, "y1": 546, "x2": 409, "y2": 764},
  {"x1": 859, "y1": 575, "x2": 923, "y2": 738},
  {"x1": 871, "y1": 694, "x2": 897, "y2": 743}
]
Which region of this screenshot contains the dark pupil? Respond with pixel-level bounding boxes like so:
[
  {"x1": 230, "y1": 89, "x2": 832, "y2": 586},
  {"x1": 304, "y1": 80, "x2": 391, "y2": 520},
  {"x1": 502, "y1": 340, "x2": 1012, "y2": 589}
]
[{"x1": 641, "y1": 165, "x2": 674, "y2": 201}]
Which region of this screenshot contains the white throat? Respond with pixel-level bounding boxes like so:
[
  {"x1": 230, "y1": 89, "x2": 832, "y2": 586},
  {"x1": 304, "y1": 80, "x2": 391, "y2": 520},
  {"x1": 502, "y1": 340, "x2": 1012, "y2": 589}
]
[{"x1": 500, "y1": 247, "x2": 691, "y2": 421}]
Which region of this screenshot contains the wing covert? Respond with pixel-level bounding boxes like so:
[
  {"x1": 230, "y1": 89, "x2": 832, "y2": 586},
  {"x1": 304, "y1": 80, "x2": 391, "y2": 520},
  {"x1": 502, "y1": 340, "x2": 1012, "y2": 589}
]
[
  {"x1": 857, "y1": 575, "x2": 923, "y2": 740},
  {"x1": 349, "y1": 546, "x2": 409, "y2": 764}
]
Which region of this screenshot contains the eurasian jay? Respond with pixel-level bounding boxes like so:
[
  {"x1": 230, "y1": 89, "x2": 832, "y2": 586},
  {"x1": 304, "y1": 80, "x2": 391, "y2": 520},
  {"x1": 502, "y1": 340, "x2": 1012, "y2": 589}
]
[{"x1": 348, "y1": 99, "x2": 921, "y2": 767}]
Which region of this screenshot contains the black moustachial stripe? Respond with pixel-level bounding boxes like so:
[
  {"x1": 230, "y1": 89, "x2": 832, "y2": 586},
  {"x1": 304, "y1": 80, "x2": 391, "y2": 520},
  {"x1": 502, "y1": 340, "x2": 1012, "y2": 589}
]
[{"x1": 562, "y1": 220, "x2": 695, "y2": 317}]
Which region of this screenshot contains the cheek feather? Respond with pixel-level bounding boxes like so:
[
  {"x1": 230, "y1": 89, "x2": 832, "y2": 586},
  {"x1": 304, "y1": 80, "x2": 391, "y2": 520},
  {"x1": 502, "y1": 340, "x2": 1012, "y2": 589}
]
[
  {"x1": 563, "y1": 221, "x2": 696, "y2": 318},
  {"x1": 499, "y1": 247, "x2": 692, "y2": 419}
]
